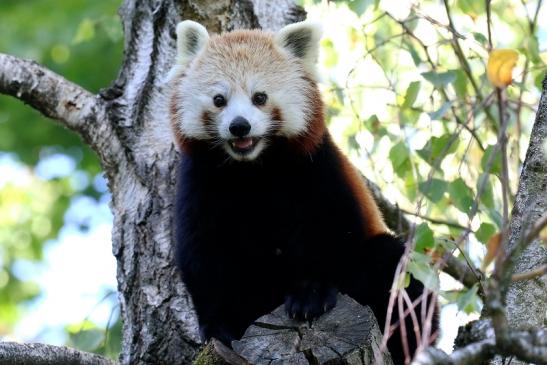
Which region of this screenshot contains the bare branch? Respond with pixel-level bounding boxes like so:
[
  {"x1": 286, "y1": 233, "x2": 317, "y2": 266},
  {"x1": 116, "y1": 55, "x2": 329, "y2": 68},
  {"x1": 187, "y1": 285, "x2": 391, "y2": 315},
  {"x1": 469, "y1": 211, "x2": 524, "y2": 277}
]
[
  {"x1": 413, "y1": 337, "x2": 497, "y2": 365},
  {"x1": 0, "y1": 342, "x2": 117, "y2": 365},
  {"x1": 413, "y1": 328, "x2": 547, "y2": 365},
  {"x1": 512, "y1": 263, "x2": 547, "y2": 282},
  {"x1": 0, "y1": 53, "x2": 121, "y2": 170}
]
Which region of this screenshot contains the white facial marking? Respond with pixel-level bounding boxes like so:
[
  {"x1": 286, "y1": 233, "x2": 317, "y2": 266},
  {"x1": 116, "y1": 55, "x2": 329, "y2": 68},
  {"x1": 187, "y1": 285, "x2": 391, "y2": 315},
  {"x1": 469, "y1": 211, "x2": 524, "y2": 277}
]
[{"x1": 218, "y1": 92, "x2": 269, "y2": 140}]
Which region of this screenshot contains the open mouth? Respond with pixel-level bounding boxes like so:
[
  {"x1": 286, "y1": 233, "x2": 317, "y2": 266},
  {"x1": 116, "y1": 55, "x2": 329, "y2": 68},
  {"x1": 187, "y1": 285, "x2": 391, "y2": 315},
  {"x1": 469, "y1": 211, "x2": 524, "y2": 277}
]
[{"x1": 229, "y1": 137, "x2": 260, "y2": 154}]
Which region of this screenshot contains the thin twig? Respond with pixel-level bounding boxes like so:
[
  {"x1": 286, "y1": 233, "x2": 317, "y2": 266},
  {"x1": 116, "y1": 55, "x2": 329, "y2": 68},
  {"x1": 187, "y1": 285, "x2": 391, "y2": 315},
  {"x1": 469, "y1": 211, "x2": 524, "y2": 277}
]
[{"x1": 512, "y1": 264, "x2": 547, "y2": 282}]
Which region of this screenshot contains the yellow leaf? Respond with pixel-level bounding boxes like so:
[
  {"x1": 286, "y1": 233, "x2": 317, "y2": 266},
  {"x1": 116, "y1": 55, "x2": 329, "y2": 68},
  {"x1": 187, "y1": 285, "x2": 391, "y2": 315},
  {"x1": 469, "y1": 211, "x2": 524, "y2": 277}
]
[
  {"x1": 482, "y1": 232, "x2": 502, "y2": 269},
  {"x1": 487, "y1": 49, "x2": 519, "y2": 88}
]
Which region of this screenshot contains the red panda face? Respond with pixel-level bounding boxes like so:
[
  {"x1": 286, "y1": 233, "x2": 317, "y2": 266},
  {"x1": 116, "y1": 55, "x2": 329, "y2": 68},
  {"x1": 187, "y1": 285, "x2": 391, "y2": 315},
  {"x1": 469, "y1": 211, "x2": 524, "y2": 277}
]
[{"x1": 168, "y1": 21, "x2": 324, "y2": 161}]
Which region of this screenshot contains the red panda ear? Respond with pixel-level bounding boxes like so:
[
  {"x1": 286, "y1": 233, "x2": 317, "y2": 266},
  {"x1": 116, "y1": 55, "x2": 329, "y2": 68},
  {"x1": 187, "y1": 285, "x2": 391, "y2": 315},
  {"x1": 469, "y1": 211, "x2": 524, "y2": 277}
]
[
  {"x1": 167, "y1": 20, "x2": 209, "y2": 81},
  {"x1": 176, "y1": 20, "x2": 209, "y2": 65},
  {"x1": 275, "y1": 21, "x2": 322, "y2": 73}
]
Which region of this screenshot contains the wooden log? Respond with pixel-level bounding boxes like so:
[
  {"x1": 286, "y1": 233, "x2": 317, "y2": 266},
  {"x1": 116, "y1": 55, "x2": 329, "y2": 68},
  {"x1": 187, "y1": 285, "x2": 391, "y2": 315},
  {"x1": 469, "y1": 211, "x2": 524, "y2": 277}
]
[{"x1": 194, "y1": 294, "x2": 393, "y2": 365}]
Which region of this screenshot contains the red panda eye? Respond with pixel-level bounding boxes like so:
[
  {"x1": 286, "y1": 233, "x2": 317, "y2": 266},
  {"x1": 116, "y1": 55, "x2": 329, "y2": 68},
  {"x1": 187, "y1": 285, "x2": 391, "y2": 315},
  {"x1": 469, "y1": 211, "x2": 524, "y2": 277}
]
[
  {"x1": 213, "y1": 94, "x2": 226, "y2": 108},
  {"x1": 252, "y1": 92, "x2": 268, "y2": 106}
]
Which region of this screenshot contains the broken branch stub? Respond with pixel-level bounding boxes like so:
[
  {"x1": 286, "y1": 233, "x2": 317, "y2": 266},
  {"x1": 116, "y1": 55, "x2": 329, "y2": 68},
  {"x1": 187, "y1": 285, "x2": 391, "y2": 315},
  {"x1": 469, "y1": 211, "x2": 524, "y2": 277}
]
[{"x1": 231, "y1": 294, "x2": 393, "y2": 365}]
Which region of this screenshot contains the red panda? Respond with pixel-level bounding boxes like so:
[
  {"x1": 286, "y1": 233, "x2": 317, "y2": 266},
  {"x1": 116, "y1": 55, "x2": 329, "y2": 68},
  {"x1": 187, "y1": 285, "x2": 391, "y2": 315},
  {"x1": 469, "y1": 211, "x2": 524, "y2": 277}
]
[{"x1": 168, "y1": 20, "x2": 436, "y2": 364}]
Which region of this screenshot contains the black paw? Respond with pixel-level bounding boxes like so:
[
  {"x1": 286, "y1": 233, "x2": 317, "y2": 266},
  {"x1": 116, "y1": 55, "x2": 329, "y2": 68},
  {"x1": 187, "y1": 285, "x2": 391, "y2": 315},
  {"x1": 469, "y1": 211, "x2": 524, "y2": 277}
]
[
  {"x1": 284, "y1": 281, "x2": 338, "y2": 321},
  {"x1": 199, "y1": 324, "x2": 236, "y2": 346}
]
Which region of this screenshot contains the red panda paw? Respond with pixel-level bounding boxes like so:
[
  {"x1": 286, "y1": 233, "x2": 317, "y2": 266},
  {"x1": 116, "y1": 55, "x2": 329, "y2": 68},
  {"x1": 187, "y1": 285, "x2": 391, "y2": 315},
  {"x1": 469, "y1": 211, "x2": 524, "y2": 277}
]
[
  {"x1": 199, "y1": 323, "x2": 236, "y2": 347},
  {"x1": 284, "y1": 280, "x2": 338, "y2": 322}
]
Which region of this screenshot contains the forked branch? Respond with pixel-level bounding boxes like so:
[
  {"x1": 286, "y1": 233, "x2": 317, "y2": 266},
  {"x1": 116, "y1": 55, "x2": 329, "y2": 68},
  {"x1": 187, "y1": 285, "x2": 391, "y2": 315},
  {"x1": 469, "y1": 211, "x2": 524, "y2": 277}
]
[{"x1": 0, "y1": 53, "x2": 121, "y2": 169}]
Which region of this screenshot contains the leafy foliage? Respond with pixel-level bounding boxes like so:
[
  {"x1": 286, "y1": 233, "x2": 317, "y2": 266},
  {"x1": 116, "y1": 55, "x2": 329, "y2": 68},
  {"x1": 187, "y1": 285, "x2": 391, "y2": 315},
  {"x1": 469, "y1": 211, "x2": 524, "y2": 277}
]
[
  {"x1": 306, "y1": 0, "x2": 545, "y2": 326},
  {"x1": 0, "y1": 0, "x2": 122, "y2": 358}
]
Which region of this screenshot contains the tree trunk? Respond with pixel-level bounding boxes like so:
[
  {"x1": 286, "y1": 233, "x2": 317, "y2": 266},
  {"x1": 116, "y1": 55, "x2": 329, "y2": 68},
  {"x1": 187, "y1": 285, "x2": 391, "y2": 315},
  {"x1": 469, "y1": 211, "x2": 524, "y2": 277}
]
[
  {"x1": 2, "y1": 1, "x2": 545, "y2": 364},
  {"x1": 104, "y1": 1, "x2": 305, "y2": 364},
  {"x1": 486, "y1": 77, "x2": 547, "y2": 365}
]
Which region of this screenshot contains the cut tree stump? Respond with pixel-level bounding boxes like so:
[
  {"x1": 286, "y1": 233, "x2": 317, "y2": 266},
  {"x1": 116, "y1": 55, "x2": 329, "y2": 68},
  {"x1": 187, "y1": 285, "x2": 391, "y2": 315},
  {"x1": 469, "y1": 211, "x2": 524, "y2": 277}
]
[{"x1": 194, "y1": 294, "x2": 393, "y2": 365}]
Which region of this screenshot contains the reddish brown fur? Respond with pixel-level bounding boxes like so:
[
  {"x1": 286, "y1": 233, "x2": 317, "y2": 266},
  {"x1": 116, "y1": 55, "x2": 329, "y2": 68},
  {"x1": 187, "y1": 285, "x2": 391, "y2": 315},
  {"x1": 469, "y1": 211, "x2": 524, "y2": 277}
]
[
  {"x1": 290, "y1": 76, "x2": 326, "y2": 154},
  {"x1": 331, "y1": 136, "x2": 387, "y2": 237}
]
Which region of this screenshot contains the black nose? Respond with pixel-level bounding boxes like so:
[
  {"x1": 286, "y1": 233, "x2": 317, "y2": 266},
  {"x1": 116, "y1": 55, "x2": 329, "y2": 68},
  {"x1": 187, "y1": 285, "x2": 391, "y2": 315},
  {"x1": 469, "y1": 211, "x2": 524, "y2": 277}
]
[{"x1": 229, "y1": 117, "x2": 251, "y2": 137}]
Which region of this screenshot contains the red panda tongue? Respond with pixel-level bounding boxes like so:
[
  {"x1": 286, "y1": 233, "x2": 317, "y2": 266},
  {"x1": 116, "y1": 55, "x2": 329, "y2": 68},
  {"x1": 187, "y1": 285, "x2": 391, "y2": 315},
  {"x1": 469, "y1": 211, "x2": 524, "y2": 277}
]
[{"x1": 234, "y1": 137, "x2": 253, "y2": 149}]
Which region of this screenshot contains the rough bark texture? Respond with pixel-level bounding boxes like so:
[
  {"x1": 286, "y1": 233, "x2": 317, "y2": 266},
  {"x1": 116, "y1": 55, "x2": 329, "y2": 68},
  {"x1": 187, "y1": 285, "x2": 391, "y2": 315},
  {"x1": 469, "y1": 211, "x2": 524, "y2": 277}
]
[
  {"x1": 105, "y1": 1, "x2": 305, "y2": 364},
  {"x1": 0, "y1": 342, "x2": 116, "y2": 365},
  {"x1": 487, "y1": 76, "x2": 547, "y2": 365},
  {"x1": 232, "y1": 295, "x2": 393, "y2": 365},
  {"x1": 193, "y1": 296, "x2": 394, "y2": 365},
  {"x1": 1, "y1": 1, "x2": 546, "y2": 365}
]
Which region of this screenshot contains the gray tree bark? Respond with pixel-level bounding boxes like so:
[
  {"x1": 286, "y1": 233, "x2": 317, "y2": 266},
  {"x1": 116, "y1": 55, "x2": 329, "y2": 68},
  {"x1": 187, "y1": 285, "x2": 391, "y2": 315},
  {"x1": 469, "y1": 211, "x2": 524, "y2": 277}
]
[
  {"x1": 105, "y1": 1, "x2": 304, "y2": 364},
  {"x1": 487, "y1": 77, "x2": 547, "y2": 365},
  {"x1": 1, "y1": 1, "x2": 546, "y2": 365}
]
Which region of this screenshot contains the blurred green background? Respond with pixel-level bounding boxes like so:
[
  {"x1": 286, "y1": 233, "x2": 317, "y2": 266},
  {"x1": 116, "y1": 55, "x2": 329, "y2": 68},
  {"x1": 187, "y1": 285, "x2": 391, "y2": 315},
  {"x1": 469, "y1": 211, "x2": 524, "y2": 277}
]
[
  {"x1": 0, "y1": 0, "x2": 122, "y2": 359},
  {"x1": 0, "y1": 0, "x2": 545, "y2": 360}
]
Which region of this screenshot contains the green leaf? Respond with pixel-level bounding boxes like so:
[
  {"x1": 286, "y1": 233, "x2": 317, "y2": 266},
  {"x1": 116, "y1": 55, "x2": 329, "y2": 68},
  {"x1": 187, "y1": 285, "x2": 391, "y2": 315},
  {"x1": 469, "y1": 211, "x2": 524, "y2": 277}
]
[
  {"x1": 477, "y1": 173, "x2": 494, "y2": 208},
  {"x1": 429, "y1": 101, "x2": 453, "y2": 121},
  {"x1": 453, "y1": 70, "x2": 468, "y2": 99},
  {"x1": 73, "y1": 18, "x2": 96, "y2": 45},
  {"x1": 523, "y1": 36, "x2": 542, "y2": 64},
  {"x1": 417, "y1": 134, "x2": 460, "y2": 165},
  {"x1": 322, "y1": 39, "x2": 338, "y2": 68},
  {"x1": 415, "y1": 223, "x2": 435, "y2": 252},
  {"x1": 419, "y1": 178, "x2": 448, "y2": 202},
  {"x1": 403, "y1": 81, "x2": 420, "y2": 108},
  {"x1": 456, "y1": 284, "x2": 480, "y2": 314},
  {"x1": 70, "y1": 328, "x2": 104, "y2": 352},
  {"x1": 421, "y1": 70, "x2": 457, "y2": 88},
  {"x1": 389, "y1": 141, "x2": 411, "y2": 178},
  {"x1": 408, "y1": 252, "x2": 439, "y2": 290},
  {"x1": 346, "y1": 0, "x2": 373, "y2": 16},
  {"x1": 480, "y1": 145, "x2": 502, "y2": 175},
  {"x1": 475, "y1": 222, "x2": 496, "y2": 244},
  {"x1": 472, "y1": 32, "x2": 488, "y2": 46},
  {"x1": 457, "y1": 0, "x2": 485, "y2": 17},
  {"x1": 405, "y1": 40, "x2": 422, "y2": 66},
  {"x1": 448, "y1": 178, "x2": 474, "y2": 214}
]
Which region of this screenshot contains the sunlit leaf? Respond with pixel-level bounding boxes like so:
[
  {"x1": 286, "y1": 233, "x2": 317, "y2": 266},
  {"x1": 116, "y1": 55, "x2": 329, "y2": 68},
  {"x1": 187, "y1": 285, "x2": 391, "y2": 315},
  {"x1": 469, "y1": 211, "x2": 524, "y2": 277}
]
[
  {"x1": 453, "y1": 70, "x2": 468, "y2": 99},
  {"x1": 417, "y1": 134, "x2": 460, "y2": 165},
  {"x1": 480, "y1": 145, "x2": 502, "y2": 175},
  {"x1": 421, "y1": 70, "x2": 457, "y2": 88},
  {"x1": 403, "y1": 81, "x2": 420, "y2": 108},
  {"x1": 475, "y1": 222, "x2": 496, "y2": 244},
  {"x1": 415, "y1": 223, "x2": 435, "y2": 252},
  {"x1": 457, "y1": 0, "x2": 485, "y2": 20},
  {"x1": 408, "y1": 252, "x2": 439, "y2": 290},
  {"x1": 448, "y1": 178, "x2": 474, "y2": 214},
  {"x1": 389, "y1": 141, "x2": 411, "y2": 178},
  {"x1": 477, "y1": 173, "x2": 495, "y2": 208},
  {"x1": 429, "y1": 101, "x2": 453, "y2": 121},
  {"x1": 487, "y1": 49, "x2": 519, "y2": 88},
  {"x1": 457, "y1": 284, "x2": 479, "y2": 314},
  {"x1": 483, "y1": 232, "x2": 502, "y2": 269},
  {"x1": 346, "y1": 0, "x2": 373, "y2": 16},
  {"x1": 419, "y1": 178, "x2": 448, "y2": 202},
  {"x1": 472, "y1": 32, "x2": 488, "y2": 47}
]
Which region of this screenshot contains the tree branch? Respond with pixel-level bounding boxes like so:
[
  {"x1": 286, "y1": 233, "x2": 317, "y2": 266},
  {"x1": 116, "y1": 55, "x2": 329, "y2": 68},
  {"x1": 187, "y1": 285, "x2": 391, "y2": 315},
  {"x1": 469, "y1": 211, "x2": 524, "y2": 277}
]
[
  {"x1": 0, "y1": 342, "x2": 117, "y2": 365},
  {"x1": 413, "y1": 327, "x2": 547, "y2": 365},
  {"x1": 0, "y1": 53, "x2": 121, "y2": 170}
]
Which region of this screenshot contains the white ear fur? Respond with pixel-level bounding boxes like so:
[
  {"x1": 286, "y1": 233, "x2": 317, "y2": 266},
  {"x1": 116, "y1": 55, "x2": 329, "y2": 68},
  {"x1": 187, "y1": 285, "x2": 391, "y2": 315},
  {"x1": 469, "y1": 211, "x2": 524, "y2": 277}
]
[
  {"x1": 166, "y1": 21, "x2": 209, "y2": 83},
  {"x1": 275, "y1": 21, "x2": 322, "y2": 70},
  {"x1": 175, "y1": 20, "x2": 209, "y2": 66}
]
